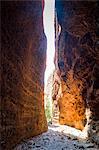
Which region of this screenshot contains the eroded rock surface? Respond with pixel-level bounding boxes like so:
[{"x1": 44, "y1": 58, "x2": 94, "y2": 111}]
[
  {"x1": 1, "y1": 1, "x2": 47, "y2": 149},
  {"x1": 55, "y1": 0, "x2": 99, "y2": 131}
]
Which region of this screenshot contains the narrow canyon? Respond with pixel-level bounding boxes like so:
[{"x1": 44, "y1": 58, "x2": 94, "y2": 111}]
[{"x1": 1, "y1": 0, "x2": 99, "y2": 150}]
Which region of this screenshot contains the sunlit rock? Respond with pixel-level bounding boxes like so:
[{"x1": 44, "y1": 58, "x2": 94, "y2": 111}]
[{"x1": 55, "y1": 0, "x2": 99, "y2": 133}]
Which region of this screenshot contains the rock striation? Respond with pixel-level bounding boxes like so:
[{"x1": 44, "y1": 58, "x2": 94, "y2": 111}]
[
  {"x1": 1, "y1": 1, "x2": 47, "y2": 149},
  {"x1": 55, "y1": 0, "x2": 99, "y2": 132}
]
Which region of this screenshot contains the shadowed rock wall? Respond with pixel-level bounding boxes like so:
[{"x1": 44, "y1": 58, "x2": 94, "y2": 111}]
[
  {"x1": 55, "y1": 0, "x2": 99, "y2": 131},
  {"x1": 1, "y1": 1, "x2": 47, "y2": 149}
]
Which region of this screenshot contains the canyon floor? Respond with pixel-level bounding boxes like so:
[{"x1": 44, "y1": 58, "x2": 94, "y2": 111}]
[{"x1": 14, "y1": 124, "x2": 98, "y2": 150}]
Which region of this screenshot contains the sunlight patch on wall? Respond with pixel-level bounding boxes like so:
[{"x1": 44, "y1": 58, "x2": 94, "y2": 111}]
[{"x1": 49, "y1": 124, "x2": 88, "y2": 139}]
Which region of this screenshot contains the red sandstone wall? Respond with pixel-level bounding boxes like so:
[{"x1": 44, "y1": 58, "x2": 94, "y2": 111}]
[
  {"x1": 55, "y1": 1, "x2": 99, "y2": 131},
  {"x1": 1, "y1": 1, "x2": 47, "y2": 149}
]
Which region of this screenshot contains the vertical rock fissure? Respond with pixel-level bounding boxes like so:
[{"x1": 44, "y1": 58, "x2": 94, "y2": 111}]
[
  {"x1": 43, "y1": 0, "x2": 55, "y2": 123},
  {"x1": 1, "y1": 1, "x2": 99, "y2": 149}
]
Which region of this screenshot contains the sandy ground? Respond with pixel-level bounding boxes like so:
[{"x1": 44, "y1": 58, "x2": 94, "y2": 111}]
[{"x1": 14, "y1": 124, "x2": 98, "y2": 150}]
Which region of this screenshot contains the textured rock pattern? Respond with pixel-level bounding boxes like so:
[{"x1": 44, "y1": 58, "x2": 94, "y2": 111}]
[
  {"x1": 52, "y1": 70, "x2": 61, "y2": 124},
  {"x1": 45, "y1": 73, "x2": 54, "y2": 122},
  {"x1": 55, "y1": 1, "x2": 99, "y2": 130},
  {"x1": 1, "y1": 1, "x2": 47, "y2": 149}
]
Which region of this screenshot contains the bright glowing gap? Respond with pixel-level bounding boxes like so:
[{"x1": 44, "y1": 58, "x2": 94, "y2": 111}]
[
  {"x1": 43, "y1": 0, "x2": 55, "y2": 122},
  {"x1": 43, "y1": 0, "x2": 55, "y2": 88}
]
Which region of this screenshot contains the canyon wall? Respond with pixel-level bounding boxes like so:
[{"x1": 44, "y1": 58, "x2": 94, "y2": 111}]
[
  {"x1": 1, "y1": 1, "x2": 47, "y2": 149},
  {"x1": 55, "y1": 0, "x2": 99, "y2": 133}
]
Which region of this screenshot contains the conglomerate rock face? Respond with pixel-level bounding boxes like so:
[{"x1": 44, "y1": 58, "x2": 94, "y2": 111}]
[
  {"x1": 1, "y1": 1, "x2": 47, "y2": 149},
  {"x1": 55, "y1": 0, "x2": 99, "y2": 131}
]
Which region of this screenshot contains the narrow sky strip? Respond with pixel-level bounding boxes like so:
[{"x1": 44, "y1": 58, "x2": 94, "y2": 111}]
[{"x1": 43, "y1": 0, "x2": 55, "y2": 89}]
